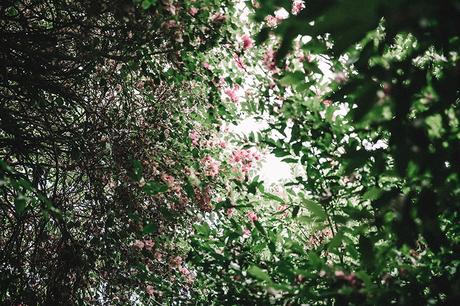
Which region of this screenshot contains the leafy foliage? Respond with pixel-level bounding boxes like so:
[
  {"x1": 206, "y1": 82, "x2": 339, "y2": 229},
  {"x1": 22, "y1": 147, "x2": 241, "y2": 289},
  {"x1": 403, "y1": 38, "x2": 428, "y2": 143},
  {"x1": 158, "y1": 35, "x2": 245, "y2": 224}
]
[{"x1": 1, "y1": 0, "x2": 459, "y2": 305}]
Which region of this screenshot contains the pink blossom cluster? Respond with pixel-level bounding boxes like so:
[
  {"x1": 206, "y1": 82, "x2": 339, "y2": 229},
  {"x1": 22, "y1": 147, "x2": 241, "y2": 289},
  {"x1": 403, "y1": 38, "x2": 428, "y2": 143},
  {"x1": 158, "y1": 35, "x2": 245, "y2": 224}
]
[
  {"x1": 263, "y1": 49, "x2": 278, "y2": 72},
  {"x1": 246, "y1": 211, "x2": 258, "y2": 222},
  {"x1": 241, "y1": 34, "x2": 253, "y2": 50},
  {"x1": 335, "y1": 271, "x2": 359, "y2": 286},
  {"x1": 334, "y1": 71, "x2": 347, "y2": 84},
  {"x1": 251, "y1": 0, "x2": 261, "y2": 9},
  {"x1": 162, "y1": 0, "x2": 177, "y2": 15},
  {"x1": 201, "y1": 155, "x2": 220, "y2": 177},
  {"x1": 229, "y1": 149, "x2": 261, "y2": 174},
  {"x1": 224, "y1": 85, "x2": 240, "y2": 103},
  {"x1": 218, "y1": 140, "x2": 227, "y2": 149},
  {"x1": 233, "y1": 54, "x2": 246, "y2": 70},
  {"x1": 265, "y1": 15, "x2": 280, "y2": 27},
  {"x1": 200, "y1": 138, "x2": 226, "y2": 149},
  {"x1": 162, "y1": 174, "x2": 181, "y2": 193},
  {"x1": 210, "y1": 12, "x2": 226, "y2": 23},
  {"x1": 242, "y1": 228, "x2": 251, "y2": 238},
  {"x1": 188, "y1": 7, "x2": 198, "y2": 16},
  {"x1": 179, "y1": 266, "x2": 190, "y2": 276},
  {"x1": 226, "y1": 207, "x2": 234, "y2": 217},
  {"x1": 154, "y1": 251, "x2": 163, "y2": 262},
  {"x1": 132, "y1": 239, "x2": 155, "y2": 251},
  {"x1": 161, "y1": 19, "x2": 177, "y2": 30},
  {"x1": 265, "y1": 9, "x2": 288, "y2": 27},
  {"x1": 189, "y1": 130, "x2": 200, "y2": 146},
  {"x1": 146, "y1": 285, "x2": 155, "y2": 296},
  {"x1": 292, "y1": 0, "x2": 306, "y2": 15},
  {"x1": 179, "y1": 266, "x2": 195, "y2": 283}
]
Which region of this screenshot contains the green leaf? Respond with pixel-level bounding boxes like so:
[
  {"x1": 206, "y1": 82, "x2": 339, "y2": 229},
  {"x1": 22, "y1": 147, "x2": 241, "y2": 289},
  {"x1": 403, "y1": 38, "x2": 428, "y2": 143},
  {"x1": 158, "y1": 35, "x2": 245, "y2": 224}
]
[
  {"x1": 281, "y1": 157, "x2": 298, "y2": 163},
  {"x1": 303, "y1": 199, "x2": 327, "y2": 220},
  {"x1": 131, "y1": 159, "x2": 143, "y2": 181},
  {"x1": 263, "y1": 192, "x2": 284, "y2": 203},
  {"x1": 359, "y1": 235, "x2": 375, "y2": 270},
  {"x1": 141, "y1": 0, "x2": 157, "y2": 10},
  {"x1": 363, "y1": 187, "x2": 381, "y2": 201},
  {"x1": 143, "y1": 181, "x2": 168, "y2": 196},
  {"x1": 142, "y1": 223, "x2": 158, "y2": 235},
  {"x1": 328, "y1": 230, "x2": 344, "y2": 251},
  {"x1": 194, "y1": 223, "x2": 211, "y2": 238},
  {"x1": 272, "y1": 148, "x2": 290, "y2": 157},
  {"x1": 280, "y1": 71, "x2": 305, "y2": 87},
  {"x1": 247, "y1": 265, "x2": 272, "y2": 283},
  {"x1": 254, "y1": 221, "x2": 266, "y2": 236},
  {"x1": 14, "y1": 194, "x2": 27, "y2": 214},
  {"x1": 292, "y1": 205, "x2": 300, "y2": 218}
]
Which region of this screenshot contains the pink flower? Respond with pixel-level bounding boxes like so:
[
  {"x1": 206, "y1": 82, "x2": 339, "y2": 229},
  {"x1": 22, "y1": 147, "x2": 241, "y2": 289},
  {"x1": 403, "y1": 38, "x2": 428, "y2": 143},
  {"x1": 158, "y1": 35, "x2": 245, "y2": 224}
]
[
  {"x1": 162, "y1": 174, "x2": 174, "y2": 184},
  {"x1": 162, "y1": 0, "x2": 176, "y2": 15},
  {"x1": 224, "y1": 87, "x2": 239, "y2": 103},
  {"x1": 292, "y1": 0, "x2": 306, "y2": 15},
  {"x1": 263, "y1": 49, "x2": 277, "y2": 72},
  {"x1": 154, "y1": 252, "x2": 163, "y2": 262},
  {"x1": 233, "y1": 54, "x2": 246, "y2": 70},
  {"x1": 335, "y1": 270, "x2": 345, "y2": 278},
  {"x1": 162, "y1": 174, "x2": 180, "y2": 193},
  {"x1": 334, "y1": 71, "x2": 347, "y2": 84},
  {"x1": 322, "y1": 99, "x2": 332, "y2": 107},
  {"x1": 210, "y1": 12, "x2": 226, "y2": 23},
  {"x1": 144, "y1": 239, "x2": 155, "y2": 251},
  {"x1": 219, "y1": 141, "x2": 227, "y2": 149},
  {"x1": 226, "y1": 207, "x2": 234, "y2": 217},
  {"x1": 202, "y1": 62, "x2": 211, "y2": 70},
  {"x1": 189, "y1": 130, "x2": 200, "y2": 146},
  {"x1": 189, "y1": 7, "x2": 198, "y2": 16},
  {"x1": 241, "y1": 163, "x2": 252, "y2": 174},
  {"x1": 201, "y1": 155, "x2": 220, "y2": 177},
  {"x1": 247, "y1": 211, "x2": 258, "y2": 222},
  {"x1": 146, "y1": 285, "x2": 155, "y2": 296},
  {"x1": 242, "y1": 228, "x2": 251, "y2": 238},
  {"x1": 133, "y1": 240, "x2": 144, "y2": 250},
  {"x1": 179, "y1": 267, "x2": 190, "y2": 275},
  {"x1": 161, "y1": 19, "x2": 177, "y2": 30},
  {"x1": 241, "y1": 34, "x2": 253, "y2": 50},
  {"x1": 265, "y1": 15, "x2": 280, "y2": 27}
]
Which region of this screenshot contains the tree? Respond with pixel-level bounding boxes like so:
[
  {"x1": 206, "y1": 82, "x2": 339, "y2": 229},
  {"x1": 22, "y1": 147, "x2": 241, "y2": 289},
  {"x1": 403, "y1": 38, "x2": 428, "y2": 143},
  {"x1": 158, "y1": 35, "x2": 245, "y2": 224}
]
[
  {"x1": 0, "y1": 0, "x2": 233, "y2": 303},
  {"x1": 187, "y1": 0, "x2": 460, "y2": 305}
]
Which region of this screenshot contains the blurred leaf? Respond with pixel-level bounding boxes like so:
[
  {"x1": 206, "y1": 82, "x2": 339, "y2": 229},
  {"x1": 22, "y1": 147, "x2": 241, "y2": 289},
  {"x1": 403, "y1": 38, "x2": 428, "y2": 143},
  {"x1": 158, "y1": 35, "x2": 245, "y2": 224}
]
[
  {"x1": 247, "y1": 265, "x2": 272, "y2": 283},
  {"x1": 359, "y1": 235, "x2": 375, "y2": 270},
  {"x1": 263, "y1": 192, "x2": 284, "y2": 203},
  {"x1": 143, "y1": 181, "x2": 168, "y2": 196},
  {"x1": 142, "y1": 223, "x2": 157, "y2": 235},
  {"x1": 15, "y1": 194, "x2": 27, "y2": 214},
  {"x1": 303, "y1": 198, "x2": 327, "y2": 220},
  {"x1": 131, "y1": 159, "x2": 143, "y2": 181}
]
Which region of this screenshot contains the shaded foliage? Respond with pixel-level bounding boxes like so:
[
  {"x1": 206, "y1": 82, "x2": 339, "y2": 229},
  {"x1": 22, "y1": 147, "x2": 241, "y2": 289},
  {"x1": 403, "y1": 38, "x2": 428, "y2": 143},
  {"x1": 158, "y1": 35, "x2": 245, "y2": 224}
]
[{"x1": 0, "y1": 0, "x2": 231, "y2": 304}]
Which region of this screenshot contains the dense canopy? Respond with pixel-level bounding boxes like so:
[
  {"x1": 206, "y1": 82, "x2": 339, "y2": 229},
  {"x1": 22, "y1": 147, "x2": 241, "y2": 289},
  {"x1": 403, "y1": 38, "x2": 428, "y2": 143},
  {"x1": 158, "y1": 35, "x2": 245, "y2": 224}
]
[{"x1": 1, "y1": 0, "x2": 459, "y2": 305}]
